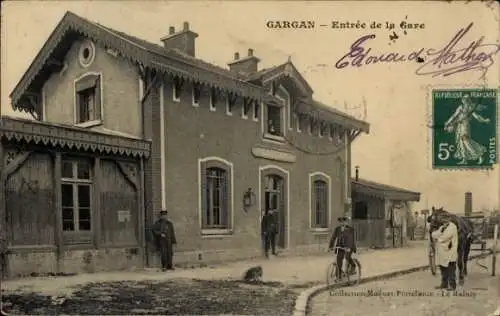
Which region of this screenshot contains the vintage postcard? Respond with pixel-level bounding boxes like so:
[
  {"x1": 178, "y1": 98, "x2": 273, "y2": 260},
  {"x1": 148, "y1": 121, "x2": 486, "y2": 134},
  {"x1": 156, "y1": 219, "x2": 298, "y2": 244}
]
[{"x1": 0, "y1": 1, "x2": 499, "y2": 315}]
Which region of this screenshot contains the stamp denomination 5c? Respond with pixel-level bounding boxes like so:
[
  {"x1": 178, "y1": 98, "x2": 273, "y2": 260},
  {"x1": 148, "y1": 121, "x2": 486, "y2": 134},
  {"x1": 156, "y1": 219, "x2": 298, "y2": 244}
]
[{"x1": 432, "y1": 89, "x2": 497, "y2": 169}]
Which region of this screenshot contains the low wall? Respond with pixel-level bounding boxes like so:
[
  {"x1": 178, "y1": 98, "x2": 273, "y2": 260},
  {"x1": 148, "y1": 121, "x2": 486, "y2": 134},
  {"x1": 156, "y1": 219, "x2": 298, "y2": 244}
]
[{"x1": 5, "y1": 246, "x2": 144, "y2": 278}]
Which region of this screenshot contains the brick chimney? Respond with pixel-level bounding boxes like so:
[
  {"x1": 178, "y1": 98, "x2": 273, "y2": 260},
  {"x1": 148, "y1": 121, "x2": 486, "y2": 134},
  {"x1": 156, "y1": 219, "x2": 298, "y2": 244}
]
[
  {"x1": 161, "y1": 22, "x2": 199, "y2": 57},
  {"x1": 228, "y1": 48, "x2": 260, "y2": 74}
]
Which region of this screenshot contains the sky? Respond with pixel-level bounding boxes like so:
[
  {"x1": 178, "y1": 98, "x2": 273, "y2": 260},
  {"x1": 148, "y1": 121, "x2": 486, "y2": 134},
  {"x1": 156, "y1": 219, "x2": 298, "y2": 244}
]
[{"x1": 1, "y1": 1, "x2": 499, "y2": 213}]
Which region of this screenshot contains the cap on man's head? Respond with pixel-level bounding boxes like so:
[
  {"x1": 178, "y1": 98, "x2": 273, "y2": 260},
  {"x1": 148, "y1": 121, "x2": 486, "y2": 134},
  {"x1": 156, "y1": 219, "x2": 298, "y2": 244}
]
[{"x1": 160, "y1": 209, "x2": 168, "y2": 215}]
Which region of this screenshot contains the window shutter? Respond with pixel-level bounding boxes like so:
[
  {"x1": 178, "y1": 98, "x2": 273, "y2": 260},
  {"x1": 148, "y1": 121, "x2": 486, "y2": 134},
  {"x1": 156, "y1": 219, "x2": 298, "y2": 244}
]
[
  {"x1": 279, "y1": 177, "x2": 285, "y2": 238},
  {"x1": 276, "y1": 107, "x2": 282, "y2": 135},
  {"x1": 311, "y1": 179, "x2": 316, "y2": 227},
  {"x1": 94, "y1": 77, "x2": 102, "y2": 120},
  {"x1": 200, "y1": 162, "x2": 207, "y2": 228},
  {"x1": 221, "y1": 170, "x2": 229, "y2": 228},
  {"x1": 75, "y1": 91, "x2": 81, "y2": 123}
]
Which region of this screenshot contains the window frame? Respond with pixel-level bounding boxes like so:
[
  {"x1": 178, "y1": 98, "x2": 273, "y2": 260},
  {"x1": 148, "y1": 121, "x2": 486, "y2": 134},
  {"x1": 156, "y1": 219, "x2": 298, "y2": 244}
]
[
  {"x1": 74, "y1": 72, "x2": 103, "y2": 128},
  {"x1": 192, "y1": 82, "x2": 201, "y2": 107},
  {"x1": 318, "y1": 121, "x2": 325, "y2": 138},
  {"x1": 209, "y1": 88, "x2": 218, "y2": 112},
  {"x1": 226, "y1": 93, "x2": 236, "y2": 116},
  {"x1": 172, "y1": 77, "x2": 182, "y2": 102},
  {"x1": 263, "y1": 101, "x2": 285, "y2": 142},
  {"x1": 60, "y1": 157, "x2": 94, "y2": 244},
  {"x1": 309, "y1": 172, "x2": 331, "y2": 232},
  {"x1": 242, "y1": 99, "x2": 251, "y2": 120},
  {"x1": 253, "y1": 100, "x2": 260, "y2": 122},
  {"x1": 198, "y1": 157, "x2": 234, "y2": 236}
]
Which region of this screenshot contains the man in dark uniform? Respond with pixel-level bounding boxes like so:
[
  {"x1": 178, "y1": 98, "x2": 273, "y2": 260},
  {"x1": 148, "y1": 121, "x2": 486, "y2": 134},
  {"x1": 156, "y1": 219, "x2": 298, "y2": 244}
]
[
  {"x1": 152, "y1": 210, "x2": 177, "y2": 271},
  {"x1": 261, "y1": 209, "x2": 278, "y2": 258},
  {"x1": 328, "y1": 216, "x2": 357, "y2": 279}
]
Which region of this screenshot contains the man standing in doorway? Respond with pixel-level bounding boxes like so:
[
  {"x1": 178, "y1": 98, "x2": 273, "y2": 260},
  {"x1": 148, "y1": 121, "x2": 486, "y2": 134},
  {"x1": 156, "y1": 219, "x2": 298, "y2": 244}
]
[
  {"x1": 261, "y1": 209, "x2": 278, "y2": 258},
  {"x1": 152, "y1": 209, "x2": 177, "y2": 271}
]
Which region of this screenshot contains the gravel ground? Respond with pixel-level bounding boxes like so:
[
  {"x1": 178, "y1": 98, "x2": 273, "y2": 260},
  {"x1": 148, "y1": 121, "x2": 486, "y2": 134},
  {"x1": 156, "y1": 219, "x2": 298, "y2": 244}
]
[
  {"x1": 309, "y1": 255, "x2": 500, "y2": 316},
  {"x1": 2, "y1": 279, "x2": 304, "y2": 315}
]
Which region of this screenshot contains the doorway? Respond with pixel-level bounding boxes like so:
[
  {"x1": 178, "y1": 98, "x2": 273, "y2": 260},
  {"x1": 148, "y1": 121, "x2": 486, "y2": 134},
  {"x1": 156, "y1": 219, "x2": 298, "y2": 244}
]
[
  {"x1": 353, "y1": 201, "x2": 368, "y2": 220},
  {"x1": 263, "y1": 174, "x2": 286, "y2": 248}
]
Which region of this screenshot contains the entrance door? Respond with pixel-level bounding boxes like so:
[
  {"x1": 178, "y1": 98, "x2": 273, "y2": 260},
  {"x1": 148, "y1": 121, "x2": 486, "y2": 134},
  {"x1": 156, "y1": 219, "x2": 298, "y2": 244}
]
[{"x1": 264, "y1": 175, "x2": 286, "y2": 248}]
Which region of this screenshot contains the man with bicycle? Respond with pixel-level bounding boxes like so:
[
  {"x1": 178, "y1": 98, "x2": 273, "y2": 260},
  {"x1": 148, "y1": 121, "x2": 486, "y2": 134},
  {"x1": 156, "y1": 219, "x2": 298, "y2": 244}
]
[{"x1": 328, "y1": 216, "x2": 357, "y2": 279}]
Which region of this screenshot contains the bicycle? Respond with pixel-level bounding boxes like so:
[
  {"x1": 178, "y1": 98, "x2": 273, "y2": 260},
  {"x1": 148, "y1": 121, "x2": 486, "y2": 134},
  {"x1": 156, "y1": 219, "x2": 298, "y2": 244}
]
[{"x1": 326, "y1": 246, "x2": 362, "y2": 287}]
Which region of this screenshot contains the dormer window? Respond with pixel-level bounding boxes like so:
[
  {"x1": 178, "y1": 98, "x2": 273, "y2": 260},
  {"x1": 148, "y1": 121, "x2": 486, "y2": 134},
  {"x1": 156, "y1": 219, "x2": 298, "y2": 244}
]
[
  {"x1": 75, "y1": 73, "x2": 101, "y2": 126},
  {"x1": 265, "y1": 103, "x2": 283, "y2": 138},
  {"x1": 173, "y1": 77, "x2": 182, "y2": 102},
  {"x1": 192, "y1": 82, "x2": 201, "y2": 106},
  {"x1": 210, "y1": 88, "x2": 218, "y2": 111},
  {"x1": 253, "y1": 101, "x2": 260, "y2": 121}
]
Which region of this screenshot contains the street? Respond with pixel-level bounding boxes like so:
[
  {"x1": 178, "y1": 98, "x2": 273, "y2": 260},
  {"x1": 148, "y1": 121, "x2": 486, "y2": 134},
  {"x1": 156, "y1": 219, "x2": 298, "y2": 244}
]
[{"x1": 309, "y1": 255, "x2": 500, "y2": 316}]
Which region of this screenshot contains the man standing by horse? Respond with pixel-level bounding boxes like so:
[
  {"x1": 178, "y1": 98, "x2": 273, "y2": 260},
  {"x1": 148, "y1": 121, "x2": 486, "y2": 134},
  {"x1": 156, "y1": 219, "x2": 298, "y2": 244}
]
[
  {"x1": 431, "y1": 215, "x2": 459, "y2": 290},
  {"x1": 429, "y1": 207, "x2": 474, "y2": 285}
]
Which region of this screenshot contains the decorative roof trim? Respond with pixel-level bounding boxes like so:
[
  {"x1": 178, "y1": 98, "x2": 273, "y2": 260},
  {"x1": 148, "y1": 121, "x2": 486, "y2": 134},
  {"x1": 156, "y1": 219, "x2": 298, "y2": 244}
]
[
  {"x1": 351, "y1": 178, "x2": 420, "y2": 202},
  {"x1": 10, "y1": 11, "x2": 264, "y2": 112},
  {"x1": 0, "y1": 116, "x2": 151, "y2": 159},
  {"x1": 297, "y1": 100, "x2": 370, "y2": 133},
  {"x1": 253, "y1": 61, "x2": 314, "y2": 95}
]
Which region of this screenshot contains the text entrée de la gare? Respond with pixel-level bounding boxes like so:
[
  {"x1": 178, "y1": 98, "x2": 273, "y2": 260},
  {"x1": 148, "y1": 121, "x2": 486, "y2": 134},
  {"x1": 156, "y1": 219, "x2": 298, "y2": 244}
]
[{"x1": 265, "y1": 20, "x2": 425, "y2": 30}]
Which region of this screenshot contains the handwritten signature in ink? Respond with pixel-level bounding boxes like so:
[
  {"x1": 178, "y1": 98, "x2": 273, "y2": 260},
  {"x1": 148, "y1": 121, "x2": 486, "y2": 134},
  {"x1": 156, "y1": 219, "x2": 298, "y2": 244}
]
[
  {"x1": 335, "y1": 22, "x2": 500, "y2": 78},
  {"x1": 415, "y1": 23, "x2": 499, "y2": 77}
]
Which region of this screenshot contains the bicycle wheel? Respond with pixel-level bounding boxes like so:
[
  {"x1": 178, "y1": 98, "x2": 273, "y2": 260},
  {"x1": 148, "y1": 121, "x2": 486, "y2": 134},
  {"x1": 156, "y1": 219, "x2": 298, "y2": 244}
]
[
  {"x1": 326, "y1": 262, "x2": 338, "y2": 287},
  {"x1": 346, "y1": 259, "x2": 361, "y2": 285}
]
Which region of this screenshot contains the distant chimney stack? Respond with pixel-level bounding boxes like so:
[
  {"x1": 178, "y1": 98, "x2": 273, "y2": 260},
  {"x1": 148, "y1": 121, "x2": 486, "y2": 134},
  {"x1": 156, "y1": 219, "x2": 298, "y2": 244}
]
[
  {"x1": 228, "y1": 48, "x2": 260, "y2": 74},
  {"x1": 464, "y1": 192, "x2": 472, "y2": 216},
  {"x1": 161, "y1": 21, "x2": 199, "y2": 57}
]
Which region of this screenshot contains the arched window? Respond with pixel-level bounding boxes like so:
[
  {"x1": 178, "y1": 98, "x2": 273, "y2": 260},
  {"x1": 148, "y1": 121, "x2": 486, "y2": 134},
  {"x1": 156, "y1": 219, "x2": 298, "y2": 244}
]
[
  {"x1": 199, "y1": 158, "x2": 233, "y2": 234},
  {"x1": 309, "y1": 172, "x2": 331, "y2": 230},
  {"x1": 74, "y1": 73, "x2": 102, "y2": 125},
  {"x1": 204, "y1": 167, "x2": 228, "y2": 228},
  {"x1": 313, "y1": 180, "x2": 328, "y2": 228}
]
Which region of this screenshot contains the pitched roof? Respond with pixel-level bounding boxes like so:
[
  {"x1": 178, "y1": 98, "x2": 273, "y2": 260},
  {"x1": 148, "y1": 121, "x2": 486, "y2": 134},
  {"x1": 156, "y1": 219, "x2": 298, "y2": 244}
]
[
  {"x1": 351, "y1": 178, "x2": 420, "y2": 202},
  {"x1": 246, "y1": 61, "x2": 314, "y2": 94},
  {"x1": 10, "y1": 11, "x2": 369, "y2": 133},
  {"x1": 10, "y1": 11, "x2": 263, "y2": 112}
]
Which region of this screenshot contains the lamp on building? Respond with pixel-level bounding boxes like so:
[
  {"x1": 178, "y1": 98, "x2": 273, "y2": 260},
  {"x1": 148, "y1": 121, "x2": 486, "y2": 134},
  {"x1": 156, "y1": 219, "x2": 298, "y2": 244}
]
[{"x1": 243, "y1": 188, "x2": 256, "y2": 210}]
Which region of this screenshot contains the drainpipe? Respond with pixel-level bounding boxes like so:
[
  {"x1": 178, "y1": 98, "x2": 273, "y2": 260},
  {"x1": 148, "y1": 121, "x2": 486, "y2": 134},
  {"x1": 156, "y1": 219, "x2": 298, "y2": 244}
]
[{"x1": 344, "y1": 132, "x2": 351, "y2": 217}]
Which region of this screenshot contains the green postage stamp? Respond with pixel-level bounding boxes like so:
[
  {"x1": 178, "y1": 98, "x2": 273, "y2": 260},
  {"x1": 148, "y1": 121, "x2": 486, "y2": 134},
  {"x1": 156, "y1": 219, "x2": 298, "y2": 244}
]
[{"x1": 432, "y1": 89, "x2": 497, "y2": 169}]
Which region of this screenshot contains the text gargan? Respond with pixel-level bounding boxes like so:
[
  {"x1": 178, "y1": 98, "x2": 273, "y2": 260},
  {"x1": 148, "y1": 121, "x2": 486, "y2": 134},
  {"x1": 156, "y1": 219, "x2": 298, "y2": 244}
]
[{"x1": 266, "y1": 20, "x2": 315, "y2": 29}]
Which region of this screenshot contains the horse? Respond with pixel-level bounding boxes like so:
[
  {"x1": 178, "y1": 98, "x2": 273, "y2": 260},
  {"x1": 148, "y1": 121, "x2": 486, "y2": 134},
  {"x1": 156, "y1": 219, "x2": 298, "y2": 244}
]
[{"x1": 427, "y1": 206, "x2": 474, "y2": 285}]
